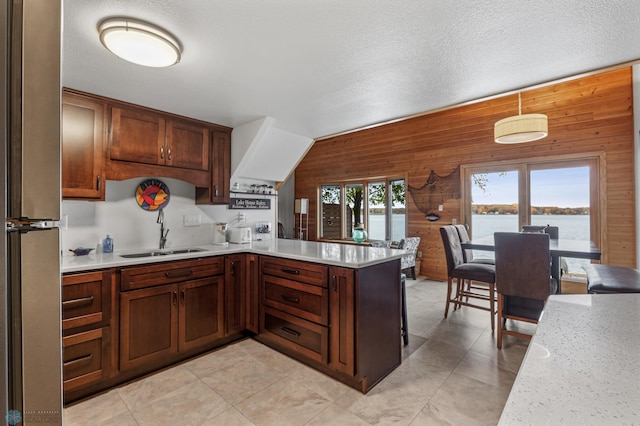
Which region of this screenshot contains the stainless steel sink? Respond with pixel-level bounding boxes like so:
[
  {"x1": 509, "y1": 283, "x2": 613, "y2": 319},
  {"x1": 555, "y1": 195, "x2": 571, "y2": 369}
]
[{"x1": 119, "y1": 248, "x2": 206, "y2": 258}]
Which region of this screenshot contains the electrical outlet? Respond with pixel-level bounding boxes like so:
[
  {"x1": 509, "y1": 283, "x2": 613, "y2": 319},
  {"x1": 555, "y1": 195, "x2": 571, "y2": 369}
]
[
  {"x1": 417, "y1": 251, "x2": 422, "y2": 258},
  {"x1": 438, "y1": 204, "x2": 444, "y2": 211},
  {"x1": 183, "y1": 214, "x2": 201, "y2": 227}
]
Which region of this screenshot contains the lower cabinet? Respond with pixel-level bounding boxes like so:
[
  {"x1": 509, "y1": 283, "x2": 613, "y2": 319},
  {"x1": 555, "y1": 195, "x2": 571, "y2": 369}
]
[
  {"x1": 256, "y1": 256, "x2": 401, "y2": 393},
  {"x1": 328, "y1": 266, "x2": 355, "y2": 376},
  {"x1": 62, "y1": 270, "x2": 114, "y2": 396},
  {"x1": 120, "y1": 276, "x2": 224, "y2": 371},
  {"x1": 245, "y1": 253, "x2": 260, "y2": 334},
  {"x1": 226, "y1": 254, "x2": 246, "y2": 334},
  {"x1": 257, "y1": 257, "x2": 354, "y2": 376},
  {"x1": 62, "y1": 252, "x2": 401, "y2": 402}
]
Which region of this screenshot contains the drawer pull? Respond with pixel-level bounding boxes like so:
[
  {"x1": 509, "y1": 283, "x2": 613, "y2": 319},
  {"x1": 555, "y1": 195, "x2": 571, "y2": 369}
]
[
  {"x1": 62, "y1": 296, "x2": 95, "y2": 308},
  {"x1": 165, "y1": 269, "x2": 193, "y2": 279},
  {"x1": 281, "y1": 326, "x2": 301, "y2": 338},
  {"x1": 281, "y1": 295, "x2": 300, "y2": 303},
  {"x1": 281, "y1": 268, "x2": 300, "y2": 275},
  {"x1": 63, "y1": 354, "x2": 93, "y2": 368}
]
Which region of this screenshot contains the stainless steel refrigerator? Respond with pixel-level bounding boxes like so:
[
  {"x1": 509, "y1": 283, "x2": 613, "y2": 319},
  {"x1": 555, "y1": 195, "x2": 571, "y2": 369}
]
[{"x1": 2, "y1": 1, "x2": 63, "y2": 425}]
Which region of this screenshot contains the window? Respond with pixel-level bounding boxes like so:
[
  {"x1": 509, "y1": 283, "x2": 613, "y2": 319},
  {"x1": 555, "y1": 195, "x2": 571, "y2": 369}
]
[
  {"x1": 462, "y1": 158, "x2": 599, "y2": 278},
  {"x1": 319, "y1": 178, "x2": 405, "y2": 242},
  {"x1": 320, "y1": 184, "x2": 341, "y2": 240}
]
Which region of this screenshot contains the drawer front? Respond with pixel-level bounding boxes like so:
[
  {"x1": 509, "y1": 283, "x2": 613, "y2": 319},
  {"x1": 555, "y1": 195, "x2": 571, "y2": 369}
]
[
  {"x1": 120, "y1": 256, "x2": 224, "y2": 291},
  {"x1": 62, "y1": 270, "x2": 112, "y2": 330},
  {"x1": 63, "y1": 327, "x2": 111, "y2": 392},
  {"x1": 260, "y1": 256, "x2": 328, "y2": 287},
  {"x1": 260, "y1": 306, "x2": 328, "y2": 364},
  {"x1": 261, "y1": 275, "x2": 328, "y2": 325}
]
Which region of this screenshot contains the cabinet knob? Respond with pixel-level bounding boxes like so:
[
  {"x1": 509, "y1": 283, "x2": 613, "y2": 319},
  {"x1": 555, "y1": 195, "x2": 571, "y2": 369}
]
[
  {"x1": 96, "y1": 175, "x2": 101, "y2": 191},
  {"x1": 167, "y1": 147, "x2": 172, "y2": 160},
  {"x1": 160, "y1": 145, "x2": 165, "y2": 159}
]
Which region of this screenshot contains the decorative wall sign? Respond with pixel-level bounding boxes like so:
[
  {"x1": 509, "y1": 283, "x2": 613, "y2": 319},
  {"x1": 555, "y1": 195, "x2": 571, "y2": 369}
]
[
  {"x1": 230, "y1": 198, "x2": 271, "y2": 210},
  {"x1": 135, "y1": 179, "x2": 170, "y2": 211},
  {"x1": 408, "y1": 166, "x2": 460, "y2": 219}
]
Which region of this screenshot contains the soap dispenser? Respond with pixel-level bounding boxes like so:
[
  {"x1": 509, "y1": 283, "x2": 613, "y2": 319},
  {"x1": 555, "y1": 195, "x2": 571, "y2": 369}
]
[{"x1": 103, "y1": 234, "x2": 113, "y2": 253}]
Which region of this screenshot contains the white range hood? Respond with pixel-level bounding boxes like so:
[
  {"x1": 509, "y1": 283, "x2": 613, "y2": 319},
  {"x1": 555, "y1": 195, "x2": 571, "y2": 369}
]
[{"x1": 231, "y1": 117, "x2": 314, "y2": 184}]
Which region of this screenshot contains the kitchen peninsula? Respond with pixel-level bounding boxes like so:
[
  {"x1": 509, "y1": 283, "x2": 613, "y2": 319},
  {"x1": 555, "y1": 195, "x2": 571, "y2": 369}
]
[{"x1": 61, "y1": 240, "x2": 405, "y2": 402}]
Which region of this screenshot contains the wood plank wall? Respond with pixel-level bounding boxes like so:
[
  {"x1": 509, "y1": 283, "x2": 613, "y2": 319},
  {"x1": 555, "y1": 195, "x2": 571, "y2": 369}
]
[{"x1": 294, "y1": 68, "x2": 635, "y2": 281}]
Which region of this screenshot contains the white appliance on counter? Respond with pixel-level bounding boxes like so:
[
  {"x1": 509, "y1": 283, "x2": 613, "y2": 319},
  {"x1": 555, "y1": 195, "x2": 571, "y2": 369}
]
[
  {"x1": 229, "y1": 227, "x2": 252, "y2": 244},
  {"x1": 212, "y1": 222, "x2": 229, "y2": 246}
]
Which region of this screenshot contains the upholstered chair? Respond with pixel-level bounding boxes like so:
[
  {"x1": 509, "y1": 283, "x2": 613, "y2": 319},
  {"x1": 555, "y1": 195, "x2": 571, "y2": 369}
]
[
  {"x1": 398, "y1": 237, "x2": 421, "y2": 279},
  {"x1": 494, "y1": 232, "x2": 558, "y2": 348},
  {"x1": 439, "y1": 226, "x2": 496, "y2": 331}
]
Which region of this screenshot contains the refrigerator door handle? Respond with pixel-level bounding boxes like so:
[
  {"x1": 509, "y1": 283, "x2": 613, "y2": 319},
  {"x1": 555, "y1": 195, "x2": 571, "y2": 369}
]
[{"x1": 5, "y1": 218, "x2": 60, "y2": 233}]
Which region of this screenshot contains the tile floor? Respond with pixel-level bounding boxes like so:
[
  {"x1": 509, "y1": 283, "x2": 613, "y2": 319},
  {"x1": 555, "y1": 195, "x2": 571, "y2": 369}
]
[{"x1": 64, "y1": 277, "x2": 535, "y2": 425}]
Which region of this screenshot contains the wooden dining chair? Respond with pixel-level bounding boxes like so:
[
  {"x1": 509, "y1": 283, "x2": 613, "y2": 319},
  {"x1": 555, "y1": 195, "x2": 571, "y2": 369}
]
[
  {"x1": 440, "y1": 226, "x2": 496, "y2": 331},
  {"x1": 494, "y1": 232, "x2": 558, "y2": 348}
]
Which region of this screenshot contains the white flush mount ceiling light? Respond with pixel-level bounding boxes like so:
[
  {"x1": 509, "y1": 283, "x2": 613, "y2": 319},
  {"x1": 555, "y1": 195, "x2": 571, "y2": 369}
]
[
  {"x1": 98, "y1": 18, "x2": 182, "y2": 67},
  {"x1": 494, "y1": 93, "x2": 548, "y2": 144}
]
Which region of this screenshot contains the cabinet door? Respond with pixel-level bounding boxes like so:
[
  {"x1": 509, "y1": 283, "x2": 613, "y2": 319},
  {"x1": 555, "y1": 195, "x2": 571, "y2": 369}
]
[
  {"x1": 120, "y1": 284, "x2": 178, "y2": 371},
  {"x1": 165, "y1": 119, "x2": 209, "y2": 170},
  {"x1": 61, "y1": 92, "x2": 105, "y2": 200},
  {"x1": 328, "y1": 267, "x2": 355, "y2": 376},
  {"x1": 178, "y1": 276, "x2": 225, "y2": 352},
  {"x1": 226, "y1": 254, "x2": 246, "y2": 334},
  {"x1": 211, "y1": 130, "x2": 231, "y2": 204},
  {"x1": 110, "y1": 106, "x2": 165, "y2": 166},
  {"x1": 245, "y1": 253, "x2": 260, "y2": 334}
]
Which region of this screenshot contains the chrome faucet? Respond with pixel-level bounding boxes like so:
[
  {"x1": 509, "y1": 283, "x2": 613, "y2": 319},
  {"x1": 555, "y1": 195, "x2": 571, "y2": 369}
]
[{"x1": 157, "y1": 209, "x2": 169, "y2": 250}]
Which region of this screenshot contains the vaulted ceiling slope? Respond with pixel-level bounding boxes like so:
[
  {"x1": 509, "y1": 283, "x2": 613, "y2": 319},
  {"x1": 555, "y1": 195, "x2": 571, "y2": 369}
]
[{"x1": 63, "y1": 0, "x2": 640, "y2": 140}]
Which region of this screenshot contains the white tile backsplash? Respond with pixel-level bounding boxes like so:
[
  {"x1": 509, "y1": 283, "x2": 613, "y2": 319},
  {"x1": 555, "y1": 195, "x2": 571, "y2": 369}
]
[{"x1": 61, "y1": 177, "x2": 277, "y2": 256}]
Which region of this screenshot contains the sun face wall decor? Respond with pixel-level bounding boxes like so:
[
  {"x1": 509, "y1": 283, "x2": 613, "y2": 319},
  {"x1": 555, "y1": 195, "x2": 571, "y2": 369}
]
[{"x1": 135, "y1": 179, "x2": 170, "y2": 211}]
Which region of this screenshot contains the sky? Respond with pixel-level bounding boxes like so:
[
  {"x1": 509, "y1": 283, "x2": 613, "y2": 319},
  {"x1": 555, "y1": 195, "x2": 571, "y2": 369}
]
[{"x1": 471, "y1": 167, "x2": 589, "y2": 208}]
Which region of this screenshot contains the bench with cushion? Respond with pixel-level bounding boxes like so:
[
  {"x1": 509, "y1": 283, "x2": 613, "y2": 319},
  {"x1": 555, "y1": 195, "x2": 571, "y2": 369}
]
[{"x1": 583, "y1": 264, "x2": 640, "y2": 294}]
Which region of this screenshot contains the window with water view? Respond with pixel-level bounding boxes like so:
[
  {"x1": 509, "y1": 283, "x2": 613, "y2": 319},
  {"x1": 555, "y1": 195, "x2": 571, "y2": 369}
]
[
  {"x1": 464, "y1": 159, "x2": 598, "y2": 278},
  {"x1": 320, "y1": 178, "x2": 406, "y2": 242}
]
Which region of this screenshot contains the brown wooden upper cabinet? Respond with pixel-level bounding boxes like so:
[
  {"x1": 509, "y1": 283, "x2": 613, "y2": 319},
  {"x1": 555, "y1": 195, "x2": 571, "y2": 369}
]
[
  {"x1": 110, "y1": 106, "x2": 209, "y2": 171},
  {"x1": 62, "y1": 91, "x2": 106, "y2": 200},
  {"x1": 211, "y1": 130, "x2": 231, "y2": 203}
]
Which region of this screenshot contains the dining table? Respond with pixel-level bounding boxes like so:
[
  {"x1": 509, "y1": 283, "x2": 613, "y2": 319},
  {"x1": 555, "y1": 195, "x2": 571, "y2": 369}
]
[{"x1": 462, "y1": 235, "x2": 601, "y2": 293}]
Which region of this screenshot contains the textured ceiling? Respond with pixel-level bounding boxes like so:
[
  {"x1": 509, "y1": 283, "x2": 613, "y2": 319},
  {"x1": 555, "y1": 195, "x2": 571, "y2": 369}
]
[{"x1": 63, "y1": 0, "x2": 640, "y2": 139}]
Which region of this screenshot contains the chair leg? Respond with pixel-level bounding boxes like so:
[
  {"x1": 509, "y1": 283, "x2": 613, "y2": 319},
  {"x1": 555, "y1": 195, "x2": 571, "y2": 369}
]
[
  {"x1": 411, "y1": 266, "x2": 416, "y2": 280},
  {"x1": 489, "y1": 283, "x2": 495, "y2": 333},
  {"x1": 444, "y1": 277, "x2": 453, "y2": 318},
  {"x1": 401, "y1": 276, "x2": 408, "y2": 346},
  {"x1": 454, "y1": 278, "x2": 463, "y2": 311},
  {"x1": 497, "y1": 293, "x2": 504, "y2": 349}
]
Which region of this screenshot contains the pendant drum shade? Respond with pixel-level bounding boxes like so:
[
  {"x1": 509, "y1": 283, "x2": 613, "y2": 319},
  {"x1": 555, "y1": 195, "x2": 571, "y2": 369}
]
[
  {"x1": 494, "y1": 113, "x2": 548, "y2": 144},
  {"x1": 99, "y1": 18, "x2": 181, "y2": 67}
]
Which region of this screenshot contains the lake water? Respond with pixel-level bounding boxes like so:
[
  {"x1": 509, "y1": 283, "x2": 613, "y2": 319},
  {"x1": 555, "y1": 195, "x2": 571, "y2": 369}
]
[
  {"x1": 367, "y1": 214, "x2": 590, "y2": 275},
  {"x1": 369, "y1": 213, "x2": 591, "y2": 275},
  {"x1": 368, "y1": 214, "x2": 405, "y2": 242},
  {"x1": 472, "y1": 214, "x2": 590, "y2": 275}
]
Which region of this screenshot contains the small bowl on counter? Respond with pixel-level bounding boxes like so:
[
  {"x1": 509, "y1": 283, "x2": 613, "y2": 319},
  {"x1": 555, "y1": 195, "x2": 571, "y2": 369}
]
[{"x1": 69, "y1": 247, "x2": 94, "y2": 256}]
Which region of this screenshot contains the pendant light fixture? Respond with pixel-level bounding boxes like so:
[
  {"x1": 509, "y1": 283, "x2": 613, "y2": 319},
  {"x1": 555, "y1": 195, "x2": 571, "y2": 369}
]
[
  {"x1": 494, "y1": 93, "x2": 548, "y2": 144},
  {"x1": 98, "y1": 18, "x2": 182, "y2": 68}
]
